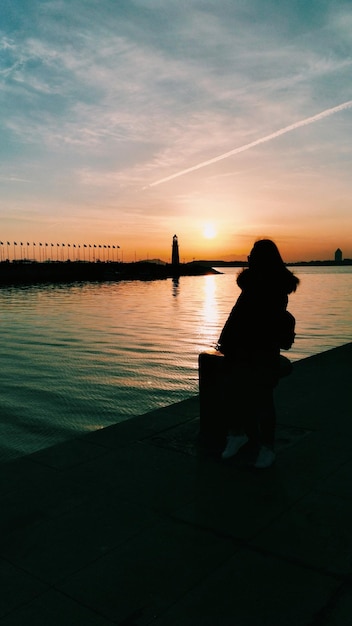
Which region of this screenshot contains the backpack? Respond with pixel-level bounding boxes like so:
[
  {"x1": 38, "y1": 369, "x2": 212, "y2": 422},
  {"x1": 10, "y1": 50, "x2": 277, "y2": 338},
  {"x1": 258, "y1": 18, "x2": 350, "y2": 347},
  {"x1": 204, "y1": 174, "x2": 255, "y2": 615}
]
[{"x1": 279, "y1": 310, "x2": 296, "y2": 350}]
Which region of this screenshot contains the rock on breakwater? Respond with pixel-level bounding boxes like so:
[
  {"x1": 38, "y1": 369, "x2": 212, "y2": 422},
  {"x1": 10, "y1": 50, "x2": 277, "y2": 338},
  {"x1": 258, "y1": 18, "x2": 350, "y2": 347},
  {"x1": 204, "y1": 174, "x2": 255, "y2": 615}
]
[{"x1": 0, "y1": 260, "x2": 221, "y2": 286}]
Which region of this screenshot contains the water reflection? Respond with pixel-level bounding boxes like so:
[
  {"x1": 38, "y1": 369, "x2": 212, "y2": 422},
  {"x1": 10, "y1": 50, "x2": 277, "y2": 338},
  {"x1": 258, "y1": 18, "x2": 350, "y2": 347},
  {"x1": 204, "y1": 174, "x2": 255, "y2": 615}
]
[
  {"x1": 202, "y1": 275, "x2": 219, "y2": 328},
  {"x1": 172, "y1": 277, "x2": 179, "y2": 297},
  {"x1": 191, "y1": 275, "x2": 224, "y2": 352}
]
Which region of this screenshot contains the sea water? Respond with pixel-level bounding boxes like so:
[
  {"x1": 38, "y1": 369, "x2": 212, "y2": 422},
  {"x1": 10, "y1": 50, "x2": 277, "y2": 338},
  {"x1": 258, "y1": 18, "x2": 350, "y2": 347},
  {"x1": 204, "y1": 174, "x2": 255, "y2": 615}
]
[{"x1": 0, "y1": 266, "x2": 351, "y2": 462}]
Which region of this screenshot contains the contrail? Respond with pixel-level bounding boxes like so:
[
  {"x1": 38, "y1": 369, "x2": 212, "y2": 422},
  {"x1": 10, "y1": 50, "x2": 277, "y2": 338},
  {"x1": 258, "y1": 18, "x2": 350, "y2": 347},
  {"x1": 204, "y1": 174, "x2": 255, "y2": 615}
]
[{"x1": 148, "y1": 100, "x2": 352, "y2": 187}]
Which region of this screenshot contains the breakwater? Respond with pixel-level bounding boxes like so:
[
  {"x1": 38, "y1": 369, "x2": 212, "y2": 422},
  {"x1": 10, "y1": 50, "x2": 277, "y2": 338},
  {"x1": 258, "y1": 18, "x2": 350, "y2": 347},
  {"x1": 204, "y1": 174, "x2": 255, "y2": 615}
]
[{"x1": 0, "y1": 260, "x2": 220, "y2": 286}]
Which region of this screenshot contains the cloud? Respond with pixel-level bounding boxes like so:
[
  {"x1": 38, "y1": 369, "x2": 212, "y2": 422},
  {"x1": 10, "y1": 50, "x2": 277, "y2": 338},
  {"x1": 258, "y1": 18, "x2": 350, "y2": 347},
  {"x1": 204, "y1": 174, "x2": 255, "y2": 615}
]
[{"x1": 147, "y1": 100, "x2": 352, "y2": 187}]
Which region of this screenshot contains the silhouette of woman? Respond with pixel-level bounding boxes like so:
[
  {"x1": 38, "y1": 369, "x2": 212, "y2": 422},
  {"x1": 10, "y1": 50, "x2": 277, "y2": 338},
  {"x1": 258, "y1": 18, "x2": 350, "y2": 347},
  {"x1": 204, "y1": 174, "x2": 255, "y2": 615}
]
[{"x1": 217, "y1": 239, "x2": 299, "y2": 468}]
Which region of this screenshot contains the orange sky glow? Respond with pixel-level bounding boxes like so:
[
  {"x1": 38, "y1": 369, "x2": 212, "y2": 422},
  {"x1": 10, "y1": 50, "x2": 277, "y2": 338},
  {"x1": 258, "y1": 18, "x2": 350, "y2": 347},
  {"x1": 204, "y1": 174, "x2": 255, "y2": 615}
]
[{"x1": 1, "y1": 1, "x2": 352, "y2": 263}]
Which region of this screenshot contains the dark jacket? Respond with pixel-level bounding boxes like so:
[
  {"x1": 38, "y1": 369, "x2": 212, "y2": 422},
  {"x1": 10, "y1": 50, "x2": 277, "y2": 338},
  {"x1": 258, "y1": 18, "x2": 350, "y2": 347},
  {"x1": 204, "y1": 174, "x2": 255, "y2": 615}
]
[{"x1": 218, "y1": 268, "x2": 298, "y2": 359}]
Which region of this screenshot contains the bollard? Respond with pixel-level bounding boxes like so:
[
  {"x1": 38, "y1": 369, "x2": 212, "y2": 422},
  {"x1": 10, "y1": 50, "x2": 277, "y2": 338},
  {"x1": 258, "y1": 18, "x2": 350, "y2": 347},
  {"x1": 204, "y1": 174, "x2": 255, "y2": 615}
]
[
  {"x1": 198, "y1": 351, "x2": 293, "y2": 452},
  {"x1": 198, "y1": 349, "x2": 227, "y2": 451}
]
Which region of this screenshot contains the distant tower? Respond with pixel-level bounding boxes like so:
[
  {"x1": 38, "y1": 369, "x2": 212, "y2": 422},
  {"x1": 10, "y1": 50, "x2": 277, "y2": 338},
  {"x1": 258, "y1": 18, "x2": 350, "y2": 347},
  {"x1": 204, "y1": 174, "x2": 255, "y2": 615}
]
[
  {"x1": 335, "y1": 248, "x2": 343, "y2": 263},
  {"x1": 172, "y1": 234, "x2": 180, "y2": 266}
]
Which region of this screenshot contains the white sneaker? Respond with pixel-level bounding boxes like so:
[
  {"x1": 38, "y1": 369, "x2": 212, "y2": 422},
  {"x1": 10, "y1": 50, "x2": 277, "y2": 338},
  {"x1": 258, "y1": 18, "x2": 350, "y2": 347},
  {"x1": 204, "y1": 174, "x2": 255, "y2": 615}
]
[
  {"x1": 221, "y1": 434, "x2": 248, "y2": 460},
  {"x1": 254, "y1": 446, "x2": 276, "y2": 469}
]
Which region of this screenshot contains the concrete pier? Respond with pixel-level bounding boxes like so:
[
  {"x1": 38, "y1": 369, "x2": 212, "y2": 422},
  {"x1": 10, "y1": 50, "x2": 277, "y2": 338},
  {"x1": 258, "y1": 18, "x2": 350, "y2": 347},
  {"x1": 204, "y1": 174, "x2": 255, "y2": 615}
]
[{"x1": 1, "y1": 343, "x2": 352, "y2": 624}]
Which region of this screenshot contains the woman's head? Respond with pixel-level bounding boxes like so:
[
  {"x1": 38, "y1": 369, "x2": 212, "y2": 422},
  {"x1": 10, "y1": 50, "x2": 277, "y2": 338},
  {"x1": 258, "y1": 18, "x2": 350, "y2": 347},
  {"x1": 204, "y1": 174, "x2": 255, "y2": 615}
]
[
  {"x1": 248, "y1": 239, "x2": 285, "y2": 272},
  {"x1": 243, "y1": 238, "x2": 299, "y2": 293}
]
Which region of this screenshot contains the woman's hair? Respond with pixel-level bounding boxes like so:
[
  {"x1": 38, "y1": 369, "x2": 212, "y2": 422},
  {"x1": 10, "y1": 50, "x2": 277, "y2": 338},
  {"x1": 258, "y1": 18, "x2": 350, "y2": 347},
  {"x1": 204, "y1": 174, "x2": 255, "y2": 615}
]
[
  {"x1": 240, "y1": 238, "x2": 299, "y2": 292},
  {"x1": 248, "y1": 239, "x2": 286, "y2": 271}
]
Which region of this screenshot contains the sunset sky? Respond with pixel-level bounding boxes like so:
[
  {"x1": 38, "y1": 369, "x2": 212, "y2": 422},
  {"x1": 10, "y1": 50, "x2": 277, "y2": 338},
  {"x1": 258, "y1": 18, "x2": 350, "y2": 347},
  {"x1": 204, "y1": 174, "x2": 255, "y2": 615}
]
[{"x1": 1, "y1": 0, "x2": 352, "y2": 262}]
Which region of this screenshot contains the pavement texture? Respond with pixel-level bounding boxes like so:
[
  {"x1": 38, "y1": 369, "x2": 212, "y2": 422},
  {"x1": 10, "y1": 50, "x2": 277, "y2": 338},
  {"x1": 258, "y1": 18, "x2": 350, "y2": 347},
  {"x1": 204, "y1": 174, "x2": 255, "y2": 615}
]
[{"x1": 1, "y1": 342, "x2": 352, "y2": 625}]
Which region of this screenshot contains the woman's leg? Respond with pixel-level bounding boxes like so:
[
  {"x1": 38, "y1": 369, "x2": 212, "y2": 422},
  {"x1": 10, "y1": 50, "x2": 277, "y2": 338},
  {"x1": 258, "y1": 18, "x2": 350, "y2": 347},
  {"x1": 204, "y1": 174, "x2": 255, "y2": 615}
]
[
  {"x1": 221, "y1": 365, "x2": 249, "y2": 459},
  {"x1": 257, "y1": 386, "x2": 276, "y2": 446},
  {"x1": 252, "y1": 385, "x2": 277, "y2": 468}
]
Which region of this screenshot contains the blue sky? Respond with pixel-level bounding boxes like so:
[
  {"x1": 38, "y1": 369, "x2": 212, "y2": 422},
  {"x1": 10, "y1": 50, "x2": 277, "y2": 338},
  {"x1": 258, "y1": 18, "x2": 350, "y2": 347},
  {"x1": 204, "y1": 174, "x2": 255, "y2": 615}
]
[{"x1": 1, "y1": 0, "x2": 352, "y2": 261}]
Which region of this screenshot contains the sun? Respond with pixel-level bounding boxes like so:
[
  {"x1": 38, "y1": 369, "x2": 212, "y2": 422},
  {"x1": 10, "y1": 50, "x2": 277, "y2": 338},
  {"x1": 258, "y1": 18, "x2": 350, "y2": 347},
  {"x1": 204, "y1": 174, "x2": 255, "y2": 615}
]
[{"x1": 203, "y1": 223, "x2": 217, "y2": 239}]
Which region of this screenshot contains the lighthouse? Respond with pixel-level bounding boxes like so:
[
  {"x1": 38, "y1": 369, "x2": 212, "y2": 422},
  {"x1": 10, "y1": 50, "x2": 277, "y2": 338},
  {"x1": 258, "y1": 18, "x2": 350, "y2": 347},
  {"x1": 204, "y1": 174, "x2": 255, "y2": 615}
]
[{"x1": 172, "y1": 234, "x2": 180, "y2": 266}]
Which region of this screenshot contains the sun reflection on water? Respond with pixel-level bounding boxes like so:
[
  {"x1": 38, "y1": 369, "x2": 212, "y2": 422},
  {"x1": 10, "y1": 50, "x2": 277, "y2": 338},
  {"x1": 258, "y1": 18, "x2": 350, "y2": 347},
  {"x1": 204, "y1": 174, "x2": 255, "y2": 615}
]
[{"x1": 202, "y1": 275, "x2": 218, "y2": 322}]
